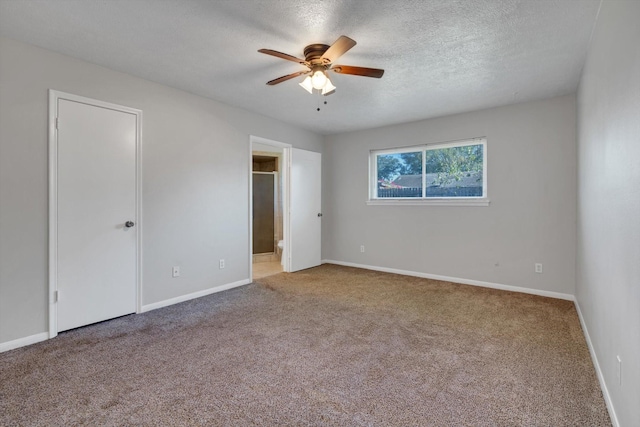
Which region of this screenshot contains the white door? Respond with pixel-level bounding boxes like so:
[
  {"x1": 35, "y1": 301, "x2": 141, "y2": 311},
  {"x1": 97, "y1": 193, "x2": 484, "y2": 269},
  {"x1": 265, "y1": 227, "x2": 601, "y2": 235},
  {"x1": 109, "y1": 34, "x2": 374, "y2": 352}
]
[
  {"x1": 290, "y1": 148, "x2": 321, "y2": 272},
  {"x1": 55, "y1": 96, "x2": 138, "y2": 332}
]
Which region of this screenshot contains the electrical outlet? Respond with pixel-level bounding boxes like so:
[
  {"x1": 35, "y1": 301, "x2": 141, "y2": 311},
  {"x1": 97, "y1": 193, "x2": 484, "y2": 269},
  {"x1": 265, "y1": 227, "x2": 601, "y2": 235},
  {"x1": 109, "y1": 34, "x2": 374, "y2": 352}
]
[
  {"x1": 535, "y1": 263, "x2": 543, "y2": 274},
  {"x1": 360, "y1": 245, "x2": 365, "y2": 253},
  {"x1": 617, "y1": 355, "x2": 622, "y2": 385},
  {"x1": 219, "y1": 259, "x2": 225, "y2": 269},
  {"x1": 172, "y1": 266, "x2": 180, "y2": 278}
]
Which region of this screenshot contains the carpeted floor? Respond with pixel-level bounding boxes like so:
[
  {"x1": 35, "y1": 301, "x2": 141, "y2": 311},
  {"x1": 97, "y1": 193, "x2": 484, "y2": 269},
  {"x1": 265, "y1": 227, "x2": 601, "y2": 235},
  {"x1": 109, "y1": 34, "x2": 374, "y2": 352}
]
[{"x1": 1, "y1": 265, "x2": 611, "y2": 426}]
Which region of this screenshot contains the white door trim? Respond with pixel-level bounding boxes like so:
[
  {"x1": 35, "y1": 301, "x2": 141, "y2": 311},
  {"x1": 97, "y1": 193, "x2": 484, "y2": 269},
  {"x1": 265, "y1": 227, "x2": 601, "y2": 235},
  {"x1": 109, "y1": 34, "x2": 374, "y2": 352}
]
[
  {"x1": 249, "y1": 136, "x2": 291, "y2": 278},
  {"x1": 48, "y1": 90, "x2": 143, "y2": 338}
]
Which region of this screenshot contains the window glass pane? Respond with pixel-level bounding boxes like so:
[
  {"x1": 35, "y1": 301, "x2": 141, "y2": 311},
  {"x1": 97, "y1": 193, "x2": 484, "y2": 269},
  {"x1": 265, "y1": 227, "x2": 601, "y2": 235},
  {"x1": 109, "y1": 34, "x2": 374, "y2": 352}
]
[
  {"x1": 376, "y1": 151, "x2": 422, "y2": 198},
  {"x1": 424, "y1": 144, "x2": 483, "y2": 197}
]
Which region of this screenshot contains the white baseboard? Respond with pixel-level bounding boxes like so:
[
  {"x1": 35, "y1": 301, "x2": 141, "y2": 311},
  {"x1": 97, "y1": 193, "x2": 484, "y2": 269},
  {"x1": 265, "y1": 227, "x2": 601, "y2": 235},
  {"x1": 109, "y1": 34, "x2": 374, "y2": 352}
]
[
  {"x1": 1, "y1": 279, "x2": 252, "y2": 352},
  {"x1": 141, "y1": 278, "x2": 251, "y2": 313},
  {"x1": 575, "y1": 301, "x2": 619, "y2": 427},
  {"x1": 321, "y1": 259, "x2": 574, "y2": 301},
  {"x1": 0, "y1": 332, "x2": 49, "y2": 353}
]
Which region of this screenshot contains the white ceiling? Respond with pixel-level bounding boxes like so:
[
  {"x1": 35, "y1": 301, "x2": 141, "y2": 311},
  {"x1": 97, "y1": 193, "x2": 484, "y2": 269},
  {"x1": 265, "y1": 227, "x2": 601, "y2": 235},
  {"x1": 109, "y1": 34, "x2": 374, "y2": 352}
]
[{"x1": 0, "y1": 0, "x2": 601, "y2": 135}]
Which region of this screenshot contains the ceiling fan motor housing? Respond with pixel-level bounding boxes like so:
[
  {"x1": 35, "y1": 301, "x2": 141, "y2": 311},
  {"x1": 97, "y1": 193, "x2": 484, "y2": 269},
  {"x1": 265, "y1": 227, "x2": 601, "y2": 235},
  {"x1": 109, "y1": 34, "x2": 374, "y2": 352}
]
[{"x1": 304, "y1": 44, "x2": 331, "y2": 64}]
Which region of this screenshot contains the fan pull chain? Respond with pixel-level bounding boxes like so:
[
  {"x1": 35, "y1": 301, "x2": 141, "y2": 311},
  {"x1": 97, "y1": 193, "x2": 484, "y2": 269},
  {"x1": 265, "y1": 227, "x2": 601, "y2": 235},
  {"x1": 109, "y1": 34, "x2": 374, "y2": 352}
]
[{"x1": 316, "y1": 92, "x2": 328, "y2": 112}]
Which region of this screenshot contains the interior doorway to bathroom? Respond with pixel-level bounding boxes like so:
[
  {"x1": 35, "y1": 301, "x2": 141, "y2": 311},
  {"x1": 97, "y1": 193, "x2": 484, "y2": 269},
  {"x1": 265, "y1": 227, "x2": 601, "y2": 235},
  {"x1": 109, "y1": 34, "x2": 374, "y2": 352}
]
[
  {"x1": 250, "y1": 136, "x2": 322, "y2": 280},
  {"x1": 251, "y1": 140, "x2": 285, "y2": 279}
]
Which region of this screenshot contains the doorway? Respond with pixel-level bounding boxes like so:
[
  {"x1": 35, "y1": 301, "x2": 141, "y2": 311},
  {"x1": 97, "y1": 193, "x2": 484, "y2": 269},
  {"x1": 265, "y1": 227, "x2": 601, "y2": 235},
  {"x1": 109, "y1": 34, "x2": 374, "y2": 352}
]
[
  {"x1": 249, "y1": 136, "x2": 322, "y2": 281},
  {"x1": 48, "y1": 90, "x2": 141, "y2": 337}
]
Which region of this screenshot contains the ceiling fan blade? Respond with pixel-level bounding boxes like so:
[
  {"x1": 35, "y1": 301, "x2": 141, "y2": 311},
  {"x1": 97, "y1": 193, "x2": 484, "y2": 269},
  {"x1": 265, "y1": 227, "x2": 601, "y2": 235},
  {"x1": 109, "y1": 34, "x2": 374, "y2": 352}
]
[
  {"x1": 331, "y1": 65, "x2": 385, "y2": 78},
  {"x1": 258, "y1": 49, "x2": 308, "y2": 65},
  {"x1": 266, "y1": 71, "x2": 308, "y2": 85},
  {"x1": 321, "y1": 35, "x2": 356, "y2": 64}
]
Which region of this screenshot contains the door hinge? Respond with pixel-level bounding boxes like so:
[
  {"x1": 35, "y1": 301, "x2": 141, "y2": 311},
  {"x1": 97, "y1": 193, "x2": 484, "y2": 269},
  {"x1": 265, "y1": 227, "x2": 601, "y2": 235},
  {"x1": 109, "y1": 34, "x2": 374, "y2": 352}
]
[{"x1": 53, "y1": 290, "x2": 59, "y2": 303}]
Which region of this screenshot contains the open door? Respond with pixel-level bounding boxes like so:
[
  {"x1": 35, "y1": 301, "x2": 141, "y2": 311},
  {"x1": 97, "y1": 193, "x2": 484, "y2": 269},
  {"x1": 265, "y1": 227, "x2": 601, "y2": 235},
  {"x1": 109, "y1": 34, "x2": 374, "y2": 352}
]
[{"x1": 289, "y1": 148, "x2": 322, "y2": 272}]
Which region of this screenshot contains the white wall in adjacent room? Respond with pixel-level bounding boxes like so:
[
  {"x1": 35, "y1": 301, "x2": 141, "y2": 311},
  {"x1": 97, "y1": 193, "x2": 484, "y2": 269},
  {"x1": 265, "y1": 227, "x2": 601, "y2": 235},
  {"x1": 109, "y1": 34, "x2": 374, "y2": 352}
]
[
  {"x1": 323, "y1": 95, "x2": 577, "y2": 296},
  {"x1": 576, "y1": 1, "x2": 640, "y2": 425},
  {"x1": 0, "y1": 37, "x2": 323, "y2": 346}
]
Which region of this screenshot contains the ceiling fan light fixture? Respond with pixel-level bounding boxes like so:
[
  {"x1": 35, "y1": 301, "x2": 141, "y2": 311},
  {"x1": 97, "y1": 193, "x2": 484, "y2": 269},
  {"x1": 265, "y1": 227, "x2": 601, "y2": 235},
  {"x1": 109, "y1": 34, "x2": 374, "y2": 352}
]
[
  {"x1": 299, "y1": 76, "x2": 313, "y2": 94},
  {"x1": 300, "y1": 72, "x2": 336, "y2": 95},
  {"x1": 310, "y1": 69, "x2": 328, "y2": 90}
]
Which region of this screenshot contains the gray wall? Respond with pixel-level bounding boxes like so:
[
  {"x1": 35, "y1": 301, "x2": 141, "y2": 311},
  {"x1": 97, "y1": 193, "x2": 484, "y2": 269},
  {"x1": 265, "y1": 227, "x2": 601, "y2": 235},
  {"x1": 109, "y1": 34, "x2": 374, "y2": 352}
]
[
  {"x1": 0, "y1": 37, "x2": 323, "y2": 344},
  {"x1": 576, "y1": 1, "x2": 640, "y2": 425},
  {"x1": 323, "y1": 95, "x2": 577, "y2": 296}
]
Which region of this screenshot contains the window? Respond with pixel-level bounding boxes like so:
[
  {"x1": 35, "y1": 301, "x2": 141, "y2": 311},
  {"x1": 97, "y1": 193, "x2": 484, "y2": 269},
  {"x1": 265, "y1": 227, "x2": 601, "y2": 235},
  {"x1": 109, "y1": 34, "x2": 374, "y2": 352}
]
[{"x1": 368, "y1": 138, "x2": 488, "y2": 206}]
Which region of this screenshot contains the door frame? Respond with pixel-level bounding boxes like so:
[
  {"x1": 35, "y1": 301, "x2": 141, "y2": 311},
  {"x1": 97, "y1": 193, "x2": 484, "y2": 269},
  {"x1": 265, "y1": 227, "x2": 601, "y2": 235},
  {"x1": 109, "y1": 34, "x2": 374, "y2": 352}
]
[
  {"x1": 249, "y1": 136, "x2": 291, "y2": 278},
  {"x1": 48, "y1": 90, "x2": 143, "y2": 338}
]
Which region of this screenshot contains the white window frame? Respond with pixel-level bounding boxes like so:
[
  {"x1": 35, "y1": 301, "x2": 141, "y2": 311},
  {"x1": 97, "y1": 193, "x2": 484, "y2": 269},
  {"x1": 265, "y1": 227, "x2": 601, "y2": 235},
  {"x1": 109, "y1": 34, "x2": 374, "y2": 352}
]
[{"x1": 367, "y1": 137, "x2": 490, "y2": 206}]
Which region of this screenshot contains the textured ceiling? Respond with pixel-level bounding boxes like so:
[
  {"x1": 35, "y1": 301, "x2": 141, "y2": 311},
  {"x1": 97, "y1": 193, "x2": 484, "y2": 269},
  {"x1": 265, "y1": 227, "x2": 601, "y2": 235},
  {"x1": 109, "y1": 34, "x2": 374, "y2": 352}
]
[{"x1": 0, "y1": 0, "x2": 601, "y2": 135}]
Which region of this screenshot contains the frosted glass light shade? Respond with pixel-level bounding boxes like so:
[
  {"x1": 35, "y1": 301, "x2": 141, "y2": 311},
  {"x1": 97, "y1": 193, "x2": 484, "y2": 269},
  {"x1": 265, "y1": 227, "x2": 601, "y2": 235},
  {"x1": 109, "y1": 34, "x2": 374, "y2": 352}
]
[
  {"x1": 299, "y1": 76, "x2": 313, "y2": 94},
  {"x1": 321, "y1": 78, "x2": 336, "y2": 95}
]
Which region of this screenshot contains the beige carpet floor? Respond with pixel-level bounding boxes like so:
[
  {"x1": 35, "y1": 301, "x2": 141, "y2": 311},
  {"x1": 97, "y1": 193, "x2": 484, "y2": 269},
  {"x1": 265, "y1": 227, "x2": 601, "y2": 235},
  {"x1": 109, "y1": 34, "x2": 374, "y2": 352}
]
[{"x1": 1, "y1": 265, "x2": 610, "y2": 426}]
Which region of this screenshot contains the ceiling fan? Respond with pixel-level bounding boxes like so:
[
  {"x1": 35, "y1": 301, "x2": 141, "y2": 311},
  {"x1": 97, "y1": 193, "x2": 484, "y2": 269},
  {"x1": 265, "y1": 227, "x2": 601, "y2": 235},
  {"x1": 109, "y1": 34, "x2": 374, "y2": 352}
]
[{"x1": 258, "y1": 35, "x2": 384, "y2": 96}]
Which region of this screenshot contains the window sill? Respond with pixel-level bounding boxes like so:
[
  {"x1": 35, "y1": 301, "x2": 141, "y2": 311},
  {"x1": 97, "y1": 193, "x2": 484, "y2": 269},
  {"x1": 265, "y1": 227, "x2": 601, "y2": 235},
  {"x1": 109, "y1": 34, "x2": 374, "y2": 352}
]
[{"x1": 366, "y1": 198, "x2": 490, "y2": 207}]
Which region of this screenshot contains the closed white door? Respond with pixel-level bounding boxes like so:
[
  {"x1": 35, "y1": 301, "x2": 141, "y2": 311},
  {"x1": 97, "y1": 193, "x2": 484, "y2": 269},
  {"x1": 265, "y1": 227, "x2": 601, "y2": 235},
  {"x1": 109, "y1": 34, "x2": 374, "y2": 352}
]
[
  {"x1": 290, "y1": 148, "x2": 321, "y2": 272},
  {"x1": 56, "y1": 97, "x2": 138, "y2": 332}
]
